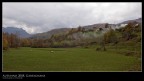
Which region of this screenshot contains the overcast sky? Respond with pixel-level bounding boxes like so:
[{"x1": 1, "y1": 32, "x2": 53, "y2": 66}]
[{"x1": 3, "y1": 2, "x2": 142, "y2": 34}]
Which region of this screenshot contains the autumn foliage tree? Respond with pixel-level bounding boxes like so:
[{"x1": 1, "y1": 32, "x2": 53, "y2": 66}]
[
  {"x1": 10, "y1": 33, "x2": 19, "y2": 48},
  {"x1": 20, "y1": 38, "x2": 30, "y2": 47},
  {"x1": 104, "y1": 28, "x2": 118, "y2": 44},
  {"x1": 2, "y1": 32, "x2": 21, "y2": 50},
  {"x1": 3, "y1": 38, "x2": 8, "y2": 50},
  {"x1": 122, "y1": 23, "x2": 138, "y2": 40},
  {"x1": 3, "y1": 33, "x2": 9, "y2": 50}
]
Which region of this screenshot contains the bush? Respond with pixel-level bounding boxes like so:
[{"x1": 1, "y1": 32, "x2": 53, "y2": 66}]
[
  {"x1": 96, "y1": 47, "x2": 106, "y2": 51},
  {"x1": 96, "y1": 48, "x2": 101, "y2": 51},
  {"x1": 84, "y1": 46, "x2": 89, "y2": 48}
]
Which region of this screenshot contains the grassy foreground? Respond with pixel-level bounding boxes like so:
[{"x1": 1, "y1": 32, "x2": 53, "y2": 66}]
[{"x1": 3, "y1": 47, "x2": 141, "y2": 72}]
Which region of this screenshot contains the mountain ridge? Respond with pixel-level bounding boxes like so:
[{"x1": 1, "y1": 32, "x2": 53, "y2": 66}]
[
  {"x1": 30, "y1": 17, "x2": 141, "y2": 39},
  {"x1": 2, "y1": 27, "x2": 31, "y2": 38},
  {"x1": 3, "y1": 17, "x2": 141, "y2": 39}
]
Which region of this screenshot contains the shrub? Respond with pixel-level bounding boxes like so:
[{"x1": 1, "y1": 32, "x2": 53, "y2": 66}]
[{"x1": 96, "y1": 48, "x2": 101, "y2": 51}]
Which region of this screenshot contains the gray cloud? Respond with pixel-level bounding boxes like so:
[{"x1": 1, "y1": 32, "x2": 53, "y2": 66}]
[{"x1": 3, "y1": 2, "x2": 142, "y2": 34}]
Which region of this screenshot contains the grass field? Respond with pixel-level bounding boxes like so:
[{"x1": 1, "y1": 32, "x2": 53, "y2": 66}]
[{"x1": 3, "y1": 47, "x2": 141, "y2": 72}]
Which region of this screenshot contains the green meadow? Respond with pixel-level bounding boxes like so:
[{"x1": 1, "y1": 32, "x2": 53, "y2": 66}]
[{"x1": 3, "y1": 46, "x2": 141, "y2": 72}]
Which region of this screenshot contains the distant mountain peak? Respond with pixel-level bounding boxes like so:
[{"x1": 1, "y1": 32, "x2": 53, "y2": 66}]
[{"x1": 2, "y1": 27, "x2": 31, "y2": 38}]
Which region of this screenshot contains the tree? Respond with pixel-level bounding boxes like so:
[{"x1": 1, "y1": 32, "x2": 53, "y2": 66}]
[
  {"x1": 10, "y1": 33, "x2": 18, "y2": 48},
  {"x1": 21, "y1": 38, "x2": 30, "y2": 47},
  {"x1": 15, "y1": 31, "x2": 20, "y2": 47},
  {"x1": 2, "y1": 32, "x2": 21, "y2": 50},
  {"x1": 3, "y1": 33, "x2": 9, "y2": 50},
  {"x1": 78, "y1": 26, "x2": 82, "y2": 32},
  {"x1": 122, "y1": 23, "x2": 138, "y2": 40},
  {"x1": 105, "y1": 23, "x2": 109, "y2": 28},
  {"x1": 104, "y1": 28, "x2": 118, "y2": 44},
  {"x1": 3, "y1": 38, "x2": 8, "y2": 50},
  {"x1": 96, "y1": 36, "x2": 106, "y2": 51}
]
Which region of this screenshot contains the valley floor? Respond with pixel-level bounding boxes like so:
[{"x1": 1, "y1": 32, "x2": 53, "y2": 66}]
[{"x1": 3, "y1": 47, "x2": 141, "y2": 72}]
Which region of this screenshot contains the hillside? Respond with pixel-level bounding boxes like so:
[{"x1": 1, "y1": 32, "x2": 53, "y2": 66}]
[
  {"x1": 30, "y1": 18, "x2": 142, "y2": 40},
  {"x1": 28, "y1": 17, "x2": 142, "y2": 48},
  {"x1": 118, "y1": 18, "x2": 142, "y2": 24},
  {"x1": 2, "y1": 27, "x2": 31, "y2": 38},
  {"x1": 30, "y1": 23, "x2": 111, "y2": 39},
  {"x1": 30, "y1": 28, "x2": 71, "y2": 39}
]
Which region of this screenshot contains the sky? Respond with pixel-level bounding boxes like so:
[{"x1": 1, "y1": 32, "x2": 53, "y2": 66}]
[{"x1": 3, "y1": 2, "x2": 142, "y2": 34}]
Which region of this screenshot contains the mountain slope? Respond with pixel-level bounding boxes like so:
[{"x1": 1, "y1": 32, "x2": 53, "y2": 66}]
[
  {"x1": 30, "y1": 17, "x2": 142, "y2": 39},
  {"x1": 118, "y1": 18, "x2": 142, "y2": 24},
  {"x1": 2, "y1": 27, "x2": 31, "y2": 38},
  {"x1": 30, "y1": 28, "x2": 71, "y2": 39}
]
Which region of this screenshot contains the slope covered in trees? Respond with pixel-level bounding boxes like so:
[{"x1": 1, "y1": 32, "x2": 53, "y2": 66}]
[
  {"x1": 3, "y1": 22, "x2": 141, "y2": 49},
  {"x1": 2, "y1": 17, "x2": 142, "y2": 52},
  {"x1": 28, "y1": 22, "x2": 141, "y2": 49}
]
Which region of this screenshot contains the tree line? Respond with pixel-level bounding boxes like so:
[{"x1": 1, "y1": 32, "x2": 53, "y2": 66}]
[
  {"x1": 3, "y1": 22, "x2": 141, "y2": 50},
  {"x1": 3, "y1": 32, "x2": 31, "y2": 50}
]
